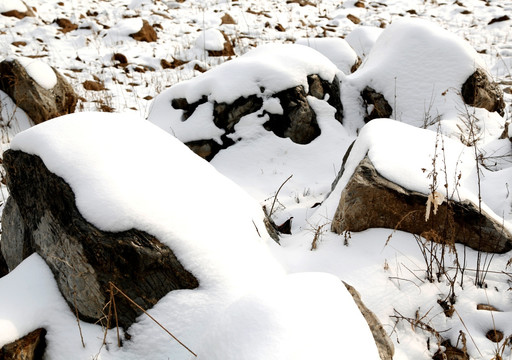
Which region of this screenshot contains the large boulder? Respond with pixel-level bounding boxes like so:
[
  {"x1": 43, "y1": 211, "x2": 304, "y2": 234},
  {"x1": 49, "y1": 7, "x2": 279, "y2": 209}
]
[
  {"x1": 2, "y1": 150, "x2": 199, "y2": 329},
  {"x1": 0, "y1": 58, "x2": 78, "y2": 125},
  {"x1": 331, "y1": 155, "x2": 512, "y2": 253},
  {"x1": 148, "y1": 43, "x2": 342, "y2": 160}
]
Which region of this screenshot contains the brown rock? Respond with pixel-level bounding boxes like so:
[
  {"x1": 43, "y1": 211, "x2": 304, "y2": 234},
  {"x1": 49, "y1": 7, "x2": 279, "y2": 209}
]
[
  {"x1": 477, "y1": 304, "x2": 501, "y2": 312},
  {"x1": 361, "y1": 87, "x2": 393, "y2": 122},
  {"x1": 55, "y1": 18, "x2": 78, "y2": 33},
  {"x1": 130, "y1": 19, "x2": 157, "y2": 42},
  {"x1": 0, "y1": 58, "x2": 77, "y2": 125},
  {"x1": 207, "y1": 31, "x2": 235, "y2": 57},
  {"x1": 221, "y1": 13, "x2": 236, "y2": 25},
  {"x1": 486, "y1": 329, "x2": 504, "y2": 343},
  {"x1": 82, "y1": 80, "x2": 105, "y2": 91},
  {"x1": 343, "y1": 282, "x2": 394, "y2": 360},
  {"x1": 347, "y1": 14, "x2": 361, "y2": 24},
  {"x1": 331, "y1": 155, "x2": 512, "y2": 253},
  {"x1": 461, "y1": 68, "x2": 505, "y2": 116},
  {"x1": 0, "y1": 328, "x2": 46, "y2": 360},
  {"x1": 1, "y1": 2, "x2": 34, "y2": 19},
  {"x1": 432, "y1": 341, "x2": 469, "y2": 360},
  {"x1": 2, "y1": 150, "x2": 199, "y2": 329},
  {"x1": 113, "y1": 53, "x2": 128, "y2": 67},
  {"x1": 160, "y1": 57, "x2": 188, "y2": 69}
]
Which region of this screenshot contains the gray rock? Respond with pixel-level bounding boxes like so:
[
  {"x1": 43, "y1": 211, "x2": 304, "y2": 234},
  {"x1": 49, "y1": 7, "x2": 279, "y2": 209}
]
[
  {"x1": 331, "y1": 155, "x2": 512, "y2": 253},
  {"x1": 2, "y1": 150, "x2": 199, "y2": 329},
  {"x1": 0, "y1": 196, "x2": 29, "y2": 272},
  {"x1": 0, "y1": 59, "x2": 78, "y2": 125},
  {"x1": 170, "y1": 75, "x2": 343, "y2": 160}
]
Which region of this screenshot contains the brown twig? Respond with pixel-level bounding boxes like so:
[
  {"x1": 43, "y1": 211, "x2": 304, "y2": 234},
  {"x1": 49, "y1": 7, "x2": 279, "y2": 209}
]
[
  {"x1": 269, "y1": 174, "x2": 293, "y2": 216},
  {"x1": 108, "y1": 282, "x2": 197, "y2": 357}
]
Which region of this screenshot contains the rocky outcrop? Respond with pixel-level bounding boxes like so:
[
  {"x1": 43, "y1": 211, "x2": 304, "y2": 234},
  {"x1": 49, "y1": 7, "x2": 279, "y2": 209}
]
[
  {"x1": 343, "y1": 281, "x2": 394, "y2": 360},
  {"x1": 0, "y1": 328, "x2": 46, "y2": 360},
  {"x1": 331, "y1": 155, "x2": 512, "y2": 253},
  {"x1": 0, "y1": 197, "x2": 29, "y2": 272},
  {"x1": 130, "y1": 20, "x2": 157, "y2": 42},
  {"x1": 461, "y1": 68, "x2": 505, "y2": 116},
  {"x1": 0, "y1": 59, "x2": 78, "y2": 125},
  {"x1": 2, "y1": 150, "x2": 199, "y2": 329},
  {"x1": 171, "y1": 74, "x2": 342, "y2": 160}
]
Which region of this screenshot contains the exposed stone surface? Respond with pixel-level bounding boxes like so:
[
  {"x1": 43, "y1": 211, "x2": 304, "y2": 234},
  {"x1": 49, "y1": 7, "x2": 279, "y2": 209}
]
[
  {"x1": 343, "y1": 281, "x2": 394, "y2": 360},
  {"x1": 0, "y1": 59, "x2": 78, "y2": 125},
  {"x1": 0, "y1": 251, "x2": 7, "y2": 277},
  {"x1": 331, "y1": 155, "x2": 512, "y2": 253},
  {"x1": 2, "y1": 150, "x2": 199, "y2": 329},
  {"x1": 0, "y1": 196, "x2": 29, "y2": 272},
  {"x1": 55, "y1": 18, "x2": 78, "y2": 33},
  {"x1": 461, "y1": 68, "x2": 505, "y2": 116},
  {"x1": 0, "y1": 328, "x2": 46, "y2": 360},
  {"x1": 1, "y1": 2, "x2": 34, "y2": 19},
  {"x1": 432, "y1": 341, "x2": 469, "y2": 360},
  {"x1": 207, "y1": 31, "x2": 235, "y2": 57},
  {"x1": 361, "y1": 86, "x2": 393, "y2": 122},
  {"x1": 130, "y1": 20, "x2": 157, "y2": 42},
  {"x1": 171, "y1": 75, "x2": 342, "y2": 160}
]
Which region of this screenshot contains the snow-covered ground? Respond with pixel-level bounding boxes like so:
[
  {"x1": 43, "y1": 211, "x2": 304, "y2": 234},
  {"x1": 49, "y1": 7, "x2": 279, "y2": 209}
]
[{"x1": 1, "y1": 0, "x2": 512, "y2": 359}]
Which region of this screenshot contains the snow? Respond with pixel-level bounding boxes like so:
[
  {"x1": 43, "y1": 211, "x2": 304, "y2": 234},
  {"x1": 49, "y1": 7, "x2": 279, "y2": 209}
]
[
  {"x1": 296, "y1": 37, "x2": 358, "y2": 74},
  {"x1": 195, "y1": 29, "x2": 226, "y2": 52},
  {"x1": 0, "y1": 0, "x2": 26, "y2": 13},
  {"x1": 17, "y1": 56, "x2": 58, "y2": 90},
  {"x1": 343, "y1": 18, "x2": 486, "y2": 133},
  {"x1": 149, "y1": 43, "x2": 338, "y2": 107},
  {"x1": 1, "y1": 0, "x2": 512, "y2": 359},
  {"x1": 4, "y1": 112, "x2": 379, "y2": 359}
]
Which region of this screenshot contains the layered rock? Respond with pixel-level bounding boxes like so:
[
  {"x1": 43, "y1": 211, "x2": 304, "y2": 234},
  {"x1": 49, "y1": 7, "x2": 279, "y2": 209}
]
[
  {"x1": 331, "y1": 155, "x2": 512, "y2": 253},
  {"x1": 0, "y1": 58, "x2": 78, "y2": 125},
  {"x1": 2, "y1": 150, "x2": 199, "y2": 329}
]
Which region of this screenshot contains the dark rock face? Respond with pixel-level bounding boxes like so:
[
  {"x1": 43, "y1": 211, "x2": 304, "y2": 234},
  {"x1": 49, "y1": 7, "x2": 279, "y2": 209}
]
[
  {"x1": 263, "y1": 84, "x2": 320, "y2": 144},
  {"x1": 343, "y1": 282, "x2": 394, "y2": 360},
  {"x1": 361, "y1": 87, "x2": 393, "y2": 122},
  {"x1": 171, "y1": 75, "x2": 343, "y2": 160},
  {"x1": 331, "y1": 155, "x2": 512, "y2": 253},
  {"x1": 0, "y1": 59, "x2": 78, "y2": 125},
  {"x1": 0, "y1": 329, "x2": 46, "y2": 360},
  {"x1": 130, "y1": 20, "x2": 157, "y2": 42},
  {"x1": 0, "y1": 251, "x2": 7, "y2": 278},
  {"x1": 0, "y1": 197, "x2": 30, "y2": 272},
  {"x1": 461, "y1": 68, "x2": 505, "y2": 116},
  {"x1": 2, "y1": 150, "x2": 199, "y2": 329}
]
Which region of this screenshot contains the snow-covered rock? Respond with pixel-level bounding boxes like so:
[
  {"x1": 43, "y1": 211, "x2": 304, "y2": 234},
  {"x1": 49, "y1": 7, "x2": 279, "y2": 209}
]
[{"x1": 0, "y1": 57, "x2": 78, "y2": 125}]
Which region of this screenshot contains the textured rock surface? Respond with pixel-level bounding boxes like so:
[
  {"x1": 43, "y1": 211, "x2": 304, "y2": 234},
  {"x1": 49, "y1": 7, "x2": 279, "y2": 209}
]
[
  {"x1": 171, "y1": 74, "x2": 342, "y2": 160},
  {"x1": 2, "y1": 150, "x2": 199, "y2": 329},
  {"x1": 461, "y1": 68, "x2": 505, "y2": 116},
  {"x1": 361, "y1": 86, "x2": 393, "y2": 122},
  {"x1": 331, "y1": 155, "x2": 512, "y2": 253},
  {"x1": 207, "y1": 31, "x2": 235, "y2": 57},
  {"x1": 0, "y1": 59, "x2": 78, "y2": 124},
  {"x1": 0, "y1": 251, "x2": 7, "y2": 278},
  {"x1": 0, "y1": 328, "x2": 46, "y2": 360},
  {"x1": 343, "y1": 281, "x2": 394, "y2": 360},
  {"x1": 0, "y1": 196, "x2": 29, "y2": 272}
]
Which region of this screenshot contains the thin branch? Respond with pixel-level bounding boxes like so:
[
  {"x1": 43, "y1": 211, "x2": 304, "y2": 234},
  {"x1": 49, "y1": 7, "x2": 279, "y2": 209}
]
[
  {"x1": 269, "y1": 174, "x2": 293, "y2": 216},
  {"x1": 109, "y1": 282, "x2": 197, "y2": 357}
]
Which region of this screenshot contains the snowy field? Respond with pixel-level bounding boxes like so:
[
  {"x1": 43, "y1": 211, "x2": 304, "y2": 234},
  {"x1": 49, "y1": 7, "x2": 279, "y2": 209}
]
[{"x1": 1, "y1": 0, "x2": 512, "y2": 359}]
